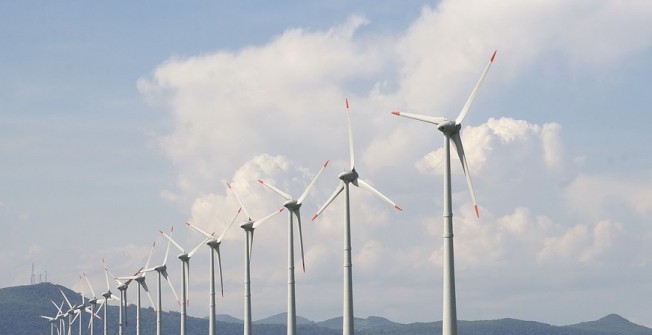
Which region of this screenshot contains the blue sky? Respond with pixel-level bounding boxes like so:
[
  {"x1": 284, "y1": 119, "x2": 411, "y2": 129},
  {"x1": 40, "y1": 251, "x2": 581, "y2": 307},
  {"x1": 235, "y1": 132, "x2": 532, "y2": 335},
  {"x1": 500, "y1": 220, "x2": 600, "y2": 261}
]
[{"x1": 3, "y1": 0, "x2": 652, "y2": 328}]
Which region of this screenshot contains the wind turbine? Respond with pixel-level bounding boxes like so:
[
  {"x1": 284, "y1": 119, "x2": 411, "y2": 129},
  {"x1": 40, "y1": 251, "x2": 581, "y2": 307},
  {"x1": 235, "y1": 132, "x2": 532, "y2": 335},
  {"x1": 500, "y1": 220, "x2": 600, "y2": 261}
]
[
  {"x1": 117, "y1": 240, "x2": 157, "y2": 335},
  {"x1": 391, "y1": 50, "x2": 497, "y2": 335},
  {"x1": 257, "y1": 160, "x2": 328, "y2": 335},
  {"x1": 105, "y1": 260, "x2": 141, "y2": 335},
  {"x1": 40, "y1": 314, "x2": 57, "y2": 335},
  {"x1": 311, "y1": 98, "x2": 402, "y2": 335},
  {"x1": 142, "y1": 227, "x2": 181, "y2": 335},
  {"x1": 99, "y1": 259, "x2": 120, "y2": 335},
  {"x1": 227, "y1": 182, "x2": 284, "y2": 335},
  {"x1": 83, "y1": 273, "x2": 102, "y2": 335},
  {"x1": 51, "y1": 300, "x2": 66, "y2": 335},
  {"x1": 160, "y1": 228, "x2": 209, "y2": 335},
  {"x1": 186, "y1": 207, "x2": 241, "y2": 335},
  {"x1": 60, "y1": 288, "x2": 81, "y2": 335}
]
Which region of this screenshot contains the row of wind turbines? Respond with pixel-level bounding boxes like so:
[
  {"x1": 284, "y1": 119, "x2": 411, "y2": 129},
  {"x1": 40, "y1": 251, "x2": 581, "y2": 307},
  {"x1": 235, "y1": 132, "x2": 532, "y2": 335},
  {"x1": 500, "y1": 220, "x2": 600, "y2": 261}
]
[{"x1": 41, "y1": 50, "x2": 497, "y2": 335}]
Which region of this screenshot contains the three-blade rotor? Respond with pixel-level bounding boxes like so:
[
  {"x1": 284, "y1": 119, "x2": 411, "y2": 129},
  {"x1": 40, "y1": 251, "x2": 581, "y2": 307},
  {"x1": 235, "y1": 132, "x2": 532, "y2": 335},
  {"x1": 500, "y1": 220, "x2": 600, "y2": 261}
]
[
  {"x1": 391, "y1": 50, "x2": 497, "y2": 218},
  {"x1": 313, "y1": 98, "x2": 403, "y2": 221}
]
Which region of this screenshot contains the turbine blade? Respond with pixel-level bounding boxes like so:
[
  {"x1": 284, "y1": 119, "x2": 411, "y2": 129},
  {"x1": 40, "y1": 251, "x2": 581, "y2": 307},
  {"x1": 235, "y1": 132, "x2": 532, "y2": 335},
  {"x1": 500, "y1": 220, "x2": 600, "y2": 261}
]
[
  {"x1": 144, "y1": 240, "x2": 156, "y2": 270},
  {"x1": 391, "y1": 111, "x2": 447, "y2": 125},
  {"x1": 227, "y1": 183, "x2": 252, "y2": 220},
  {"x1": 297, "y1": 160, "x2": 329, "y2": 204},
  {"x1": 59, "y1": 289, "x2": 73, "y2": 309},
  {"x1": 188, "y1": 237, "x2": 209, "y2": 258},
  {"x1": 248, "y1": 230, "x2": 255, "y2": 264},
  {"x1": 163, "y1": 227, "x2": 173, "y2": 265},
  {"x1": 160, "y1": 230, "x2": 185, "y2": 254},
  {"x1": 186, "y1": 221, "x2": 214, "y2": 239},
  {"x1": 450, "y1": 132, "x2": 479, "y2": 217},
  {"x1": 258, "y1": 179, "x2": 292, "y2": 201},
  {"x1": 84, "y1": 274, "x2": 96, "y2": 299},
  {"x1": 252, "y1": 207, "x2": 285, "y2": 229},
  {"x1": 312, "y1": 182, "x2": 345, "y2": 221},
  {"x1": 356, "y1": 178, "x2": 403, "y2": 211},
  {"x1": 143, "y1": 281, "x2": 156, "y2": 311},
  {"x1": 345, "y1": 98, "x2": 355, "y2": 169},
  {"x1": 102, "y1": 258, "x2": 112, "y2": 291},
  {"x1": 163, "y1": 269, "x2": 180, "y2": 306},
  {"x1": 216, "y1": 247, "x2": 225, "y2": 297},
  {"x1": 217, "y1": 207, "x2": 242, "y2": 242},
  {"x1": 455, "y1": 50, "x2": 497, "y2": 125},
  {"x1": 295, "y1": 209, "x2": 306, "y2": 272}
]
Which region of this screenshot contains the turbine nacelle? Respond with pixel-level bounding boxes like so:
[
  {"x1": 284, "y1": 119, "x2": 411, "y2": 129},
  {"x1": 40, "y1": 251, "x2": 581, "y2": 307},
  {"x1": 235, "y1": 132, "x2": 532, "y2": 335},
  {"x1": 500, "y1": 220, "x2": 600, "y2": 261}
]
[
  {"x1": 338, "y1": 169, "x2": 358, "y2": 183},
  {"x1": 206, "y1": 239, "x2": 220, "y2": 248},
  {"x1": 283, "y1": 199, "x2": 300, "y2": 210},
  {"x1": 437, "y1": 120, "x2": 461, "y2": 135},
  {"x1": 154, "y1": 265, "x2": 167, "y2": 273},
  {"x1": 178, "y1": 254, "x2": 190, "y2": 261},
  {"x1": 240, "y1": 221, "x2": 254, "y2": 231}
]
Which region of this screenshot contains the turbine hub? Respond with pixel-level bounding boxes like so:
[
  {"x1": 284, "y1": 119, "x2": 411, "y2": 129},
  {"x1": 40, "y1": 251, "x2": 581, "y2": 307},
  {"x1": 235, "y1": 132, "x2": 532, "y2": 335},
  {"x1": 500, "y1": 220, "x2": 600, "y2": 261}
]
[
  {"x1": 206, "y1": 239, "x2": 220, "y2": 248},
  {"x1": 154, "y1": 265, "x2": 166, "y2": 272},
  {"x1": 240, "y1": 221, "x2": 254, "y2": 231},
  {"x1": 283, "y1": 199, "x2": 300, "y2": 210},
  {"x1": 437, "y1": 120, "x2": 460, "y2": 135},
  {"x1": 178, "y1": 254, "x2": 190, "y2": 261},
  {"x1": 338, "y1": 169, "x2": 358, "y2": 183}
]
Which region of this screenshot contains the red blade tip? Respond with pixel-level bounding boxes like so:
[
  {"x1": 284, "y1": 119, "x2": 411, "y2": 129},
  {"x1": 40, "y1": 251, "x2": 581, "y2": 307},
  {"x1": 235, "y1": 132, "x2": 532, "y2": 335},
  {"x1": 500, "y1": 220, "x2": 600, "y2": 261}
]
[
  {"x1": 490, "y1": 50, "x2": 497, "y2": 62},
  {"x1": 391, "y1": 111, "x2": 400, "y2": 116},
  {"x1": 474, "y1": 205, "x2": 480, "y2": 218},
  {"x1": 311, "y1": 214, "x2": 318, "y2": 221},
  {"x1": 257, "y1": 179, "x2": 264, "y2": 184},
  {"x1": 324, "y1": 160, "x2": 329, "y2": 167},
  {"x1": 345, "y1": 98, "x2": 349, "y2": 108},
  {"x1": 395, "y1": 205, "x2": 403, "y2": 211}
]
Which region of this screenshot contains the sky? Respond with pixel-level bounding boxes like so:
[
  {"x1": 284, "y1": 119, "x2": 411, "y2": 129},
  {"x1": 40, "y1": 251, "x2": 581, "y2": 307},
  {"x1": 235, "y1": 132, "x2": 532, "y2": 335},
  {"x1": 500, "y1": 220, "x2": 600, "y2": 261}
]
[{"x1": 2, "y1": 0, "x2": 652, "y2": 328}]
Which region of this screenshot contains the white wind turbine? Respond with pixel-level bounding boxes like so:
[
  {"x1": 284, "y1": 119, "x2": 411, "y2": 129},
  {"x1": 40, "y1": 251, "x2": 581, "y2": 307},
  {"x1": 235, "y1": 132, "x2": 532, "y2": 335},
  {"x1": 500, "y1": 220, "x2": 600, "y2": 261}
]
[
  {"x1": 83, "y1": 273, "x2": 102, "y2": 335},
  {"x1": 186, "y1": 207, "x2": 241, "y2": 335},
  {"x1": 160, "y1": 227, "x2": 209, "y2": 335},
  {"x1": 99, "y1": 259, "x2": 120, "y2": 335},
  {"x1": 39, "y1": 314, "x2": 57, "y2": 335},
  {"x1": 142, "y1": 227, "x2": 181, "y2": 335},
  {"x1": 60, "y1": 288, "x2": 80, "y2": 335},
  {"x1": 312, "y1": 98, "x2": 403, "y2": 335},
  {"x1": 257, "y1": 160, "x2": 328, "y2": 335},
  {"x1": 391, "y1": 50, "x2": 497, "y2": 335},
  {"x1": 227, "y1": 182, "x2": 284, "y2": 335},
  {"x1": 106, "y1": 261, "x2": 141, "y2": 335},
  {"x1": 51, "y1": 300, "x2": 66, "y2": 335},
  {"x1": 116, "y1": 240, "x2": 157, "y2": 335}
]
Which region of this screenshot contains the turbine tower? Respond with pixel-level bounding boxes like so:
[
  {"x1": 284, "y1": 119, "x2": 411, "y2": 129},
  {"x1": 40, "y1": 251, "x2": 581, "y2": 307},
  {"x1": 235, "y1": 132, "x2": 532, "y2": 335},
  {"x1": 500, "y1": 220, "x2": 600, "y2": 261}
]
[
  {"x1": 391, "y1": 50, "x2": 497, "y2": 335},
  {"x1": 312, "y1": 99, "x2": 402, "y2": 335},
  {"x1": 186, "y1": 207, "x2": 242, "y2": 335},
  {"x1": 142, "y1": 228, "x2": 181, "y2": 335},
  {"x1": 160, "y1": 228, "x2": 209, "y2": 335},
  {"x1": 227, "y1": 182, "x2": 284, "y2": 335},
  {"x1": 117, "y1": 241, "x2": 157, "y2": 335},
  {"x1": 258, "y1": 160, "x2": 328, "y2": 335}
]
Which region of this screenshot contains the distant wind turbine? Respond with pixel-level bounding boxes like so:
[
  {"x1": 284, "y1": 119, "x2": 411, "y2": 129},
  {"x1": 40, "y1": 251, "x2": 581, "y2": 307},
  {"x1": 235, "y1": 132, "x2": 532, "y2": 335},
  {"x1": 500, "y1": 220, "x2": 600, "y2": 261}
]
[
  {"x1": 258, "y1": 160, "x2": 328, "y2": 335},
  {"x1": 100, "y1": 259, "x2": 120, "y2": 335},
  {"x1": 227, "y1": 182, "x2": 284, "y2": 335},
  {"x1": 117, "y1": 241, "x2": 157, "y2": 335},
  {"x1": 391, "y1": 50, "x2": 497, "y2": 335},
  {"x1": 312, "y1": 98, "x2": 403, "y2": 335},
  {"x1": 142, "y1": 227, "x2": 181, "y2": 335},
  {"x1": 83, "y1": 273, "x2": 102, "y2": 335},
  {"x1": 160, "y1": 228, "x2": 209, "y2": 335},
  {"x1": 186, "y1": 207, "x2": 241, "y2": 335}
]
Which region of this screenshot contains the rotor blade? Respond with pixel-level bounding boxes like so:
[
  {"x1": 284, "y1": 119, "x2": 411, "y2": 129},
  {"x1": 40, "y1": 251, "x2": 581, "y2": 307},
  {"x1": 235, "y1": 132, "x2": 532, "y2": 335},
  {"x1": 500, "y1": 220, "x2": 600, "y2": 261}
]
[
  {"x1": 356, "y1": 178, "x2": 403, "y2": 211},
  {"x1": 248, "y1": 230, "x2": 255, "y2": 264},
  {"x1": 188, "y1": 237, "x2": 209, "y2": 258},
  {"x1": 186, "y1": 221, "x2": 214, "y2": 239},
  {"x1": 455, "y1": 50, "x2": 497, "y2": 125},
  {"x1": 252, "y1": 207, "x2": 284, "y2": 229},
  {"x1": 391, "y1": 111, "x2": 448, "y2": 125},
  {"x1": 227, "y1": 183, "x2": 252, "y2": 220},
  {"x1": 52, "y1": 300, "x2": 63, "y2": 313},
  {"x1": 217, "y1": 207, "x2": 242, "y2": 242},
  {"x1": 297, "y1": 160, "x2": 329, "y2": 205},
  {"x1": 312, "y1": 182, "x2": 345, "y2": 221},
  {"x1": 163, "y1": 227, "x2": 173, "y2": 265},
  {"x1": 162, "y1": 269, "x2": 180, "y2": 306},
  {"x1": 345, "y1": 98, "x2": 355, "y2": 170},
  {"x1": 142, "y1": 281, "x2": 156, "y2": 311},
  {"x1": 144, "y1": 240, "x2": 156, "y2": 269},
  {"x1": 450, "y1": 132, "x2": 479, "y2": 217},
  {"x1": 102, "y1": 258, "x2": 112, "y2": 291},
  {"x1": 258, "y1": 179, "x2": 292, "y2": 201},
  {"x1": 216, "y1": 247, "x2": 225, "y2": 297},
  {"x1": 59, "y1": 289, "x2": 73, "y2": 309},
  {"x1": 160, "y1": 230, "x2": 185, "y2": 254},
  {"x1": 83, "y1": 273, "x2": 96, "y2": 299},
  {"x1": 295, "y1": 209, "x2": 306, "y2": 272}
]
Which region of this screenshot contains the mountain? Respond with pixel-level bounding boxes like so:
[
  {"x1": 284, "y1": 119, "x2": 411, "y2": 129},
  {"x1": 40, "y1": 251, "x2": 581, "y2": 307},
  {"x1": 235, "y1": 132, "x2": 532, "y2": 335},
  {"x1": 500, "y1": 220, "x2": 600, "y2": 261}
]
[{"x1": 2, "y1": 283, "x2": 651, "y2": 335}]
